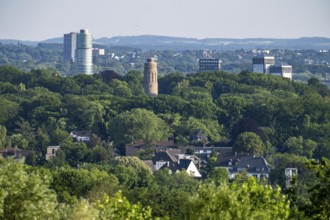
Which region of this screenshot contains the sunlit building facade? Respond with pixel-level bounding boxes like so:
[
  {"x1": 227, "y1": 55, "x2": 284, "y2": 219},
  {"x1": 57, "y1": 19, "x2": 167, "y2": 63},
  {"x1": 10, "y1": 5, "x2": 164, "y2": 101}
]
[
  {"x1": 74, "y1": 29, "x2": 93, "y2": 75},
  {"x1": 252, "y1": 55, "x2": 275, "y2": 74},
  {"x1": 199, "y1": 58, "x2": 221, "y2": 72},
  {"x1": 269, "y1": 62, "x2": 293, "y2": 80}
]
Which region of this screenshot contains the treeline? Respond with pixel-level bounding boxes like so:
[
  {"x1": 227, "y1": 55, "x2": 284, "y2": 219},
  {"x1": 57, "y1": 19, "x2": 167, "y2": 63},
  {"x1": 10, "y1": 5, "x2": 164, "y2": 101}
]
[
  {"x1": 1, "y1": 156, "x2": 330, "y2": 219},
  {"x1": 1, "y1": 65, "x2": 330, "y2": 218},
  {"x1": 1, "y1": 43, "x2": 330, "y2": 77}
]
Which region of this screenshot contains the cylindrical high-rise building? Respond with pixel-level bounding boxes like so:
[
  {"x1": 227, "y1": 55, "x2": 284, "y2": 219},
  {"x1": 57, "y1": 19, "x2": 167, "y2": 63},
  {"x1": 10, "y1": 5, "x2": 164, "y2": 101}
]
[
  {"x1": 143, "y1": 58, "x2": 158, "y2": 97},
  {"x1": 75, "y1": 29, "x2": 93, "y2": 75}
]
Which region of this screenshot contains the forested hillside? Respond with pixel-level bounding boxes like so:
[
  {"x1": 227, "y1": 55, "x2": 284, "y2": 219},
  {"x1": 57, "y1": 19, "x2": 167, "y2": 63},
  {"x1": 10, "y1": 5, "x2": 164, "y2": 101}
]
[{"x1": 0, "y1": 65, "x2": 330, "y2": 219}]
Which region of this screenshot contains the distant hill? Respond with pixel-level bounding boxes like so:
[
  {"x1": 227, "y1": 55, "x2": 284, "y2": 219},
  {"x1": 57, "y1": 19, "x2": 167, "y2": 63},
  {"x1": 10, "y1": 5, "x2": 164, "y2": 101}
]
[
  {"x1": 1, "y1": 35, "x2": 330, "y2": 50},
  {"x1": 41, "y1": 37, "x2": 63, "y2": 44},
  {"x1": 0, "y1": 39, "x2": 38, "y2": 46},
  {"x1": 95, "y1": 35, "x2": 330, "y2": 50}
]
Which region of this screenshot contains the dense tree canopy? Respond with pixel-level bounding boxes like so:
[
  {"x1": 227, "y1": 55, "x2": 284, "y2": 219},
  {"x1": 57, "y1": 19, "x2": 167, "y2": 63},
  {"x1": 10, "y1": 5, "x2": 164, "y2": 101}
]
[
  {"x1": 0, "y1": 65, "x2": 330, "y2": 219},
  {"x1": 234, "y1": 132, "x2": 265, "y2": 155},
  {"x1": 108, "y1": 108, "x2": 169, "y2": 146}
]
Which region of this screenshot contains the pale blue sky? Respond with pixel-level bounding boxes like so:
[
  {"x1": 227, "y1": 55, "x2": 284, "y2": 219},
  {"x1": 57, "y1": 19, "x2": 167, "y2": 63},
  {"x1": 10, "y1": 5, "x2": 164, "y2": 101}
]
[{"x1": 0, "y1": 0, "x2": 329, "y2": 41}]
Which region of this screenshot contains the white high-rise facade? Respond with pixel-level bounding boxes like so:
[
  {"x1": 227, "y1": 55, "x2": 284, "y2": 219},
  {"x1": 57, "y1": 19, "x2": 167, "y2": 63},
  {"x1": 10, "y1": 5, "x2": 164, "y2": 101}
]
[{"x1": 75, "y1": 29, "x2": 93, "y2": 75}]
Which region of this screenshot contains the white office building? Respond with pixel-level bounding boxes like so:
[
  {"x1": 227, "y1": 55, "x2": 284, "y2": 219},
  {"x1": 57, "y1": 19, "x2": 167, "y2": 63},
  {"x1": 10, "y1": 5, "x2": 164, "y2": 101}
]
[
  {"x1": 74, "y1": 29, "x2": 93, "y2": 75},
  {"x1": 252, "y1": 55, "x2": 275, "y2": 74},
  {"x1": 269, "y1": 62, "x2": 293, "y2": 80},
  {"x1": 199, "y1": 58, "x2": 221, "y2": 72}
]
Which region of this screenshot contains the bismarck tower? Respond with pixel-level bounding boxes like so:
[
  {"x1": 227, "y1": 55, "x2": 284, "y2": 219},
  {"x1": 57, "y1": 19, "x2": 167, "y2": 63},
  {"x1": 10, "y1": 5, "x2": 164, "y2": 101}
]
[{"x1": 143, "y1": 58, "x2": 158, "y2": 97}]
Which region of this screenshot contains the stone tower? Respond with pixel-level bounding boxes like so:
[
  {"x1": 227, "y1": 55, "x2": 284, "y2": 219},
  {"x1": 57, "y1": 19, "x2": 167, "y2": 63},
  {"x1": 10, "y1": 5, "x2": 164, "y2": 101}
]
[{"x1": 143, "y1": 58, "x2": 158, "y2": 97}]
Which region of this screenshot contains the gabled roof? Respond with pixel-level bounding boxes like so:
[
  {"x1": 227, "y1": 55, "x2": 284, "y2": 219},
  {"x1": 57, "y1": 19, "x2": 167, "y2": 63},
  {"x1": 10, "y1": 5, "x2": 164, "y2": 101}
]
[
  {"x1": 163, "y1": 159, "x2": 193, "y2": 172},
  {"x1": 163, "y1": 159, "x2": 202, "y2": 178},
  {"x1": 152, "y1": 151, "x2": 178, "y2": 164},
  {"x1": 214, "y1": 147, "x2": 242, "y2": 167},
  {"x1": 234, "y1": 157, "x2": 271, "y2": 174},
  {"x1": 190, "y1": 129, "x2": 208, "y2": 142},
  {"x1": 166, "y1": 149, "x2": 184, "y2": 160},
  {"x1": 125, "y1": 140, "x2": 175, "y2": 156},
  {"x1": 177, "y1": 159, "x2": 193, "y2": 170},
  {"x1": 129, "y1": 140, "x2": 174, "y2": 148}
]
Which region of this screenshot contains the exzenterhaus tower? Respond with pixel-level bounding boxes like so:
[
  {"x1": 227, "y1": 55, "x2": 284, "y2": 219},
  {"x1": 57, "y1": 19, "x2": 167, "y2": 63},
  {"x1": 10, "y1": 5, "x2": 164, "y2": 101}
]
[{"x1": 74, "y1": 29, "x2": 93, "y2": 75}]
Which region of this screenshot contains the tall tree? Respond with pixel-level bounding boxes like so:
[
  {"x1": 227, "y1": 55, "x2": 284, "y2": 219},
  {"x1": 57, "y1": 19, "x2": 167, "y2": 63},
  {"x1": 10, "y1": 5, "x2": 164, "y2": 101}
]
[
  {"x1": 304, "y1": 158, "x2": 330, "y2": 219},
  {"x1": 185, "y1": 178, "x2": 291, "y2": 220},
  {"x1": 108, "y1": 108, "x2": 169, "y2": 146},
  {"x1": 0, "y1": 158, "x2": 58, "y2": 219},
  {"x1": 234, "y1": 132, "x2": 265, "y2": 155},
  {"x1": 0, "y1": 125, "x2": 7, "y2": 149}
]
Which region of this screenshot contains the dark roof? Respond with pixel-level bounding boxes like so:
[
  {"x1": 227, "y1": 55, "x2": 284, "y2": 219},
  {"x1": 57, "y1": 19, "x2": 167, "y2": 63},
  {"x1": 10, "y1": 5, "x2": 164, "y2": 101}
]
[
  {"x1": 234, "y1": 157, "x2": 271, "y2": 174},
  {"x1": 152, "y1": 151, "x2": 178, "y2": 164},
  {"x1": 214, "y1": 147, "x2": 242, "y2": 167},
  {"x1": 125, "y1": 140, "x2": 175, "y2": 156},
  {"x1": 164, "y1": 159, "x2": 194, "y2": 173},
  {"x1": 129, "y1": 140, "x2": 174, "y2": 148},
  {"x1": 190, "y1": 129, "x2": 208, "y2": 142},
  {"x1": 166, "y1": 149, "x2": 183, "y2": 157},
  {"x1": 177, "y1": 159, "x2": 193, "y2": 170}
]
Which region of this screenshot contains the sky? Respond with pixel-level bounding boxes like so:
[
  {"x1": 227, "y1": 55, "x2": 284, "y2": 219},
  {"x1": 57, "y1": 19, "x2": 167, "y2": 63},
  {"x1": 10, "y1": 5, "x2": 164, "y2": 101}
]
[{"x1": 0, "y1": 0, "x2": 329, "y2": 41}]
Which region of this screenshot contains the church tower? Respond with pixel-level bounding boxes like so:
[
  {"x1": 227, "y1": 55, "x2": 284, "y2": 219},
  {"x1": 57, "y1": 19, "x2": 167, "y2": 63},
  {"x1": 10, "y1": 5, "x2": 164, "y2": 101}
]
[{"x1": 143, "y1": 58, "x2": 158, "y2": 97}]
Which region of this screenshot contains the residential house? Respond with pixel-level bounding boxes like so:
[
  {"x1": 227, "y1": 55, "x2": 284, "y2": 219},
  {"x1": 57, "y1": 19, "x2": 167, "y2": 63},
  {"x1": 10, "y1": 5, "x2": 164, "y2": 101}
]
[
  {"x1": 152, "y1": 150, "x2": 178, "y2": 171},
  {"x1": 152, "y1": 150, "x2": 202, "y2": 178},
  {"x1": 214, "y1": 147, "x2": 242, "y2": 172},
  {"x1": 192, "y1": 146, "x2": 214, "y2": 164},
  {"x1": 70, "y1": 131, "x2": 91, "y2": 142},
  {"x1": 124, "y1": 140, "x2": 175, "y2": 156},
  {"x1": 166, "y1": 159, "x2": 202, "y2": 178},
  {"x1": 229, "y1": 156, "x2": 271, "y2": 179},
  {"x1": 190, "y1": 129, "x2": 208, "y2": 143},
  {"x1": 212, "y1": 147, "x2": 271, "y2": 179},
  {"x1": 45, "y1": 146, "x2": 60, "y2": 160}
]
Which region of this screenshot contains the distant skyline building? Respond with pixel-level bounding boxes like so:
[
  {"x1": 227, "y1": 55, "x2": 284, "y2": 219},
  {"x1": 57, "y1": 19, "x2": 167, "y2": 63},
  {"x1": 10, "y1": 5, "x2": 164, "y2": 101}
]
[
  {"x1": 269, "y1": 62, "x2": 293, "y2": 80},
  {"x1": 199, "y1": 58, "x2": 221, "y2": 72},
  {"x1": 143, "y1": 58, "x2": 158, "y2": 97},
  {"x1": 252, "y1": 54, "x2": 293, "y2": 80},
  {"x1": 74, "y1": 29, "x2": 93, "y2": 75},
  {"x1": 63, "y1": 32, "x2": 77, "y2": 63},
  {"x1": 93, "y1": 48, "x2": 105, "y2": 56},
  {"x1": 252, "y1": 55, "x2": 275, "y2": 74}
]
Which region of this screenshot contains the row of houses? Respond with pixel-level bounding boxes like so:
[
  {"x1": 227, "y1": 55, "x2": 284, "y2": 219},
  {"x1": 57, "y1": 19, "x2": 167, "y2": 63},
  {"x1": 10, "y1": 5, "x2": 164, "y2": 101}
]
[
  {"x1": 125, "y1": 140, "x2": 271, "y2": 179},
  {"x1": 1, "y1": 130, "x2": 272, "y2": 180}
]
